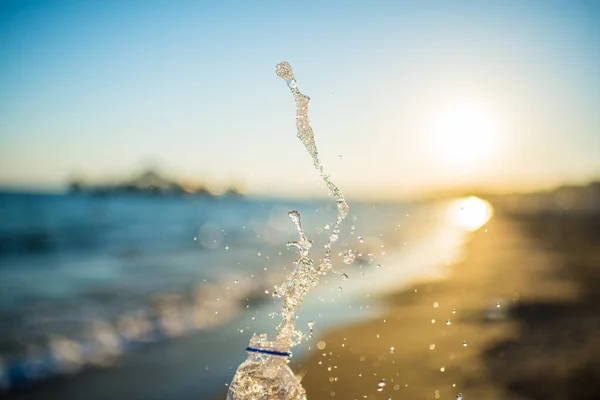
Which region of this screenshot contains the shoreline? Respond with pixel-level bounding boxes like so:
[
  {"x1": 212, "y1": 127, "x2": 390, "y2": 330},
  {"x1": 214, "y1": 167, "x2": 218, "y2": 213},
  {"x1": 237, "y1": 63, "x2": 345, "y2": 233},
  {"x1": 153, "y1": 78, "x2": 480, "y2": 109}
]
[{"x1": 5, "y1": 205, "x2": 599, "y2": 399}]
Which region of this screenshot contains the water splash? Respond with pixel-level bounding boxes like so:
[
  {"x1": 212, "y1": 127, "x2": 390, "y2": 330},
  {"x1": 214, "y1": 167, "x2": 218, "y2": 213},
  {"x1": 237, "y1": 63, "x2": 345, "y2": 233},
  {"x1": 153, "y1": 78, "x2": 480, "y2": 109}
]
[
  {"x1": 275, "y1": 61, "x2": 349, "y2": 274},
  {"x1": 274, "y1": 211, "x2": 319, "y2": 345},
  {"x1": 273, "y1": 62, "x2": 349, "y2": 347}
]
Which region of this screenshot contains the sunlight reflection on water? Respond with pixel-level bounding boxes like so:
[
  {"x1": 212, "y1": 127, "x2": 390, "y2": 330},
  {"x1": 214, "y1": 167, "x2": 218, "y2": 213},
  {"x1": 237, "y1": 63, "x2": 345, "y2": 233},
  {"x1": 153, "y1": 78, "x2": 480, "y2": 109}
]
[{"x1": 450, "y1": 196, "x2": 493, "y2": 231}]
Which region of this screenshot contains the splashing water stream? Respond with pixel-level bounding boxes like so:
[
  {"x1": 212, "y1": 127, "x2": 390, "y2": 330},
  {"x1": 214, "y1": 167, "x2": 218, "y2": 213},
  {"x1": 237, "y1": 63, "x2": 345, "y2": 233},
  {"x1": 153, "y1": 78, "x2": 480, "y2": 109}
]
[{"x1": 273, "y1": 61, "x2": 349, "y2": 347}]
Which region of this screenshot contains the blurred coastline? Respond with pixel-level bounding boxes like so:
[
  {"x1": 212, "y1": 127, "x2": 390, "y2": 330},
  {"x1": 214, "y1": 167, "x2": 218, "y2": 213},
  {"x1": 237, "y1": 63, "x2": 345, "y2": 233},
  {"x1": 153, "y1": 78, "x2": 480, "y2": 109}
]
[{"x1": 0, "y1": 182, "x2": 598, "y2": 399}]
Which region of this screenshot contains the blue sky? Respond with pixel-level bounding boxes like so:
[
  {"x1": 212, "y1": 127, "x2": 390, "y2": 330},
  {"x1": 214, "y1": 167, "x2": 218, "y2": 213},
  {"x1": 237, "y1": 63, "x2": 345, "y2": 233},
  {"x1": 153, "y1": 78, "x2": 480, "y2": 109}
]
[{"x1": 1, "y1": 0, "x2": 599, "y2": 198}]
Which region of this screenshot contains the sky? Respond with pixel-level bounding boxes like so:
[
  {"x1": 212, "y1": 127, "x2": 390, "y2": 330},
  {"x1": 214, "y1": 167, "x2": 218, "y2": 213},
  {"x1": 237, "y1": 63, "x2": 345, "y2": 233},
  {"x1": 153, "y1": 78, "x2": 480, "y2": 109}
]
[{"x1": 1, "y1": 0, "x2": 599, "y2": 199}]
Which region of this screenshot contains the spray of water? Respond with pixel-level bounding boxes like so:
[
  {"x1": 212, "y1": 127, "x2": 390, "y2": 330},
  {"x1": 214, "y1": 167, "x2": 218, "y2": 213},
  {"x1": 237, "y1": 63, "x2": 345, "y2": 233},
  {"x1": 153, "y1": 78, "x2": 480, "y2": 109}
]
[{"x1": 273, "y1": 61, "x2": 349, "y2": 346}]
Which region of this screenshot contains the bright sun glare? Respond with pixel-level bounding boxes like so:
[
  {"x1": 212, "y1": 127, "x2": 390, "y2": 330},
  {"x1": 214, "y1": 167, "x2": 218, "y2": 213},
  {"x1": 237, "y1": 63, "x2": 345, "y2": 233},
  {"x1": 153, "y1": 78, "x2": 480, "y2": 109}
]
[
  {"x1": 450, "y1": 196, "x2": 493, "y2": 231},
  {"x1": 430, "y1": 102, "x2": 499, "y2": 166}
]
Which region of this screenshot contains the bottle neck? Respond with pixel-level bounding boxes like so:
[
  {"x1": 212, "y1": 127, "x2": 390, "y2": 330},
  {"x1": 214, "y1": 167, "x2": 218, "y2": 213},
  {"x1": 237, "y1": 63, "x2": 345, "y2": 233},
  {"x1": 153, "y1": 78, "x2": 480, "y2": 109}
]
[{"x1": 246, "y1": 334, "x2": 291, "y2": 362}]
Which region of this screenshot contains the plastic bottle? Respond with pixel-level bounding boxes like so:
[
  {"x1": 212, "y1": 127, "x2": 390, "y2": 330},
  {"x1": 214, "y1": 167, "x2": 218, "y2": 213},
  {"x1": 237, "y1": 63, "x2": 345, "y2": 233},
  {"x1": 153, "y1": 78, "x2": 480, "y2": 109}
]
[{"x1": 227, "y1": 334, "x2": 306, "y2": 400}]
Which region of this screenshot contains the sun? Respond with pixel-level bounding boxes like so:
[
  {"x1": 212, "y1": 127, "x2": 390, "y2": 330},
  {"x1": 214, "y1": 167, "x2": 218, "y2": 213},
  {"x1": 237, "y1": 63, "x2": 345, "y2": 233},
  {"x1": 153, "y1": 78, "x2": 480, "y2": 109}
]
[{"x1": 430, "y1": 102, "x2": 499, "y2": 166}]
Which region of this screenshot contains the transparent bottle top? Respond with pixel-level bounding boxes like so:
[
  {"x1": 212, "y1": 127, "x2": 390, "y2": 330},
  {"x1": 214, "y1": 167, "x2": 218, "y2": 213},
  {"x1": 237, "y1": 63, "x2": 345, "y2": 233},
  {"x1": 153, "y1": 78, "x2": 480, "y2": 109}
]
[{"x1": 246, "y1": 334, "x2": 291, "y2": 358}]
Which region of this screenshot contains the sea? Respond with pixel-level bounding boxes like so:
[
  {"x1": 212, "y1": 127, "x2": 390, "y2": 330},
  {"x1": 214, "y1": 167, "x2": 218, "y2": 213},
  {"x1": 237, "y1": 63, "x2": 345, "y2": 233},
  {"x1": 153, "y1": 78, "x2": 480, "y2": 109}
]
[{"x1": 0, "y1": 191, "x2": 478, "y2": 399}]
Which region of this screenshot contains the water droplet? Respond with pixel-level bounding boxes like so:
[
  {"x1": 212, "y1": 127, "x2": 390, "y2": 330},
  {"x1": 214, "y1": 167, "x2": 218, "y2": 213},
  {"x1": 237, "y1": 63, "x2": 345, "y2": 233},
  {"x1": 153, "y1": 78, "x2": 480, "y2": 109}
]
[
  {"x1": 462, "y1": 341, "x2": 468, "y2": 347},
  {"x1": 390, "y1": 346, "x2": 395, "y2": 354},
  {"x1": 341, "y1": 273, "x2": 349, "y2": 280},
  {"x1": 456, "y1": 393, "x2": 463, "y2": 400},
  {"x1": 431, "y1": 319, "x2": 436, "y2": 324},
  {"x1": 338, "y1": 154, "x2": 343, "y2": 160},
  {"x1": 452, "y1": 308, "x2": 456, "y2": 314},
  {"x1": 358, "y1": 235, "x2": 364, "y2": 243},
  {"x1": 376, "y1": 263, "x2": 382, "y2": 268},
  {"x1": 342, "y1": 249, "x2": 356, "y2": 264},
  {"x1": 317, "y1": 341, "x2": 326, "y2": 350},
  {"x1": 377, "y1": 380, "x2": 386, "y2": 391},
  {"x1": 393, "y1": 384, "x2": 400, "y2": 390},
  {"x1": 433, "y1": 302, "x2": 439, "y2": 308},
  {"x1": 446, "y1": 319, "x2": 452, "y2": 325},
  {"x1": 496, "y1": 301, "x2": 501, "y2": 308},
  {"x1": 264, "y1": 290, "x2": 270, "y2": 294},
  {"x1": 193, "y1": 236, "x2": 197, "y2": 241},
  {"x1": 440, "y1": 366, "x2": 446, "y2": 372},
  {"x1": 234, "y1": 279, "x2": 239, "y2": 283},
  {"x1": 308, "y1": 321, "x2": 315, "y2": 329},
  {"x1": 429, "y1": 344, "x2": 436, "y2": 350},
  {"x1": 338, "y1": 287, "x2": 342, "y2": 291}
]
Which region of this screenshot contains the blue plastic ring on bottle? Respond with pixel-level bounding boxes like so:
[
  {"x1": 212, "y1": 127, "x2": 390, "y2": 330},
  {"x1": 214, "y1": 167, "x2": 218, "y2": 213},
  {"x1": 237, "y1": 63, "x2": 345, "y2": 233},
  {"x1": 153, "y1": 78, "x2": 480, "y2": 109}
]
[{"x1": 245, "y1": 347, "x2": 291, "y2": 357}]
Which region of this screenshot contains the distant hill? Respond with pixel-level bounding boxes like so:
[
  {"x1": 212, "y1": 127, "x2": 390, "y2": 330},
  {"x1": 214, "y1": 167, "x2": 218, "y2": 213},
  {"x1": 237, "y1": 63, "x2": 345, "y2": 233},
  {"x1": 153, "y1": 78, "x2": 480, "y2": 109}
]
[
  {"x1": 69, "y1": 169, "x2": 243, "y2": 198},
  {"x1": 486, "y1": 181, "x2": 600, "y2": 213}
]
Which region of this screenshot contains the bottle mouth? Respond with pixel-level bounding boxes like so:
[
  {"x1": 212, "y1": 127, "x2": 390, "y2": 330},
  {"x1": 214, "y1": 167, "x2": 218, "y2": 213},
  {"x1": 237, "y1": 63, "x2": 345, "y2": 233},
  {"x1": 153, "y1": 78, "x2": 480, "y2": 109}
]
[{"x1": 246, "y1": 334, "x2": 291, "y2": 357}]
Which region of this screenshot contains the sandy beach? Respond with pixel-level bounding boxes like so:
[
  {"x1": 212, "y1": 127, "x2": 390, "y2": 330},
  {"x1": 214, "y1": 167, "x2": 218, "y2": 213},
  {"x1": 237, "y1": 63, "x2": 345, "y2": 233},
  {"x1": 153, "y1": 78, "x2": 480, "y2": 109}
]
[{"x1": 295, "y1": 206, "x2": 600, "y2": 400}]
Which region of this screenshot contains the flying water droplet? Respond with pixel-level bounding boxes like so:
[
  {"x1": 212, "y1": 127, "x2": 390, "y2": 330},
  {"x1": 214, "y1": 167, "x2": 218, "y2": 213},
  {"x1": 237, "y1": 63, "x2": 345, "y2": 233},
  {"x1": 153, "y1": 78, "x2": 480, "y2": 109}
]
[
  {"x1": 377, "y1": 380, "x2": 386, "y2": 392},
  {"x1": 440, "y1": 366, "x2": 446, "y2": 372},
  {"x1": 462, "y1": 341, "x2": 468, "y2": 347},
  {"x1": 456, "y1": 393, "x2": 463, "y2": 400},
  {"x1": 342, "y1": 250, "x2": 356, "y2": 264},
  {"x1": 341, "y1": 273, "x2": 349, "y2": 280},
  {"x1": 358, "y1": 235, "x2": 364, "y2": 243},
  {"x1": 390, "y1": 346, "x2": 395, "y2": 354},
  {"x1": 452, "y1": 308, "x2": 456, "y2": 314},
  {"x1": 433, "y1": 302, "x2": 439, "y2": 308},
  {"x1": 446, "y1": 319, "x2": 452, "y2": 326}
]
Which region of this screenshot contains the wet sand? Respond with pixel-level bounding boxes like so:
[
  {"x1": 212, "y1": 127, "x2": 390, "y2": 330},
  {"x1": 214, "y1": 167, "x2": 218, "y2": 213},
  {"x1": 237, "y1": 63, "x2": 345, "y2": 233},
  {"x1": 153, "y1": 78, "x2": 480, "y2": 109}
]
[{"x1": 295, "y1": 208, "x2": 600, "y2": 399}]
